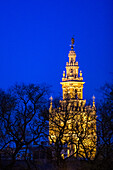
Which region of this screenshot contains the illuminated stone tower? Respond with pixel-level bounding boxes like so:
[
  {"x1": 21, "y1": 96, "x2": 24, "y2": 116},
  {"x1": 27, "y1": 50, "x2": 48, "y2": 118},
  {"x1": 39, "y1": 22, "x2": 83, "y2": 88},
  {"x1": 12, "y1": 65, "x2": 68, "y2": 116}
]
[
  {"x1": 49, "y1": 38, "x2": 96, "y2": 159},
  {"x1": 61, "y1": 38, "x2": 85, "y2": 103}
]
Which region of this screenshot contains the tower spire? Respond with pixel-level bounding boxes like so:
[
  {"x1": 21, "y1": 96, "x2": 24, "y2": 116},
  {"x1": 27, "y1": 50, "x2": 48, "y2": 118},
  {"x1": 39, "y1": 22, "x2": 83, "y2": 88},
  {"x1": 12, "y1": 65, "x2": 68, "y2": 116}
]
[
  {"x1": 92, "y1": 95, "x2": 95, "y2": 107},
  {"x1": 49, "y1": 96, "x2": 53, "y2": 113},
  {"x1": 61, "y1": 38, "x2": 84, "y2": 100}
]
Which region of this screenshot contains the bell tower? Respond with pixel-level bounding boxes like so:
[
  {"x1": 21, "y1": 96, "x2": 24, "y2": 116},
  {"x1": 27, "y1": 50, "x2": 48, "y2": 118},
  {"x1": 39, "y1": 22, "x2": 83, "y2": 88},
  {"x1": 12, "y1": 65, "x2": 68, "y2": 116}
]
[
  {"x1": 61, "y1": 38, "x2": 85, "y2": 101},
  {"x1": 49, "y1": 38, "x2": 96, "y2": 160}
]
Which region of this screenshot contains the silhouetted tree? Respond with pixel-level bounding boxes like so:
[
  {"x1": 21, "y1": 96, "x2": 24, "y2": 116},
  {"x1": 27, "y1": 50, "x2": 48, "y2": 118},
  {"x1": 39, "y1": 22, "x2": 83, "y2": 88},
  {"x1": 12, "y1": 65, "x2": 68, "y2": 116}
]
[
  {"x1": 0, "y1": 83, "x2": 49, "y2": 170},
  {"x1": 49, "y1": 100, "x2": 69, "y2": 167},
  {"x1": 94, "y1": 83, "x2": 113, "y2": 170},
  {"x1": 49, "y1": 99, "x2": 96, "y2": 169}
]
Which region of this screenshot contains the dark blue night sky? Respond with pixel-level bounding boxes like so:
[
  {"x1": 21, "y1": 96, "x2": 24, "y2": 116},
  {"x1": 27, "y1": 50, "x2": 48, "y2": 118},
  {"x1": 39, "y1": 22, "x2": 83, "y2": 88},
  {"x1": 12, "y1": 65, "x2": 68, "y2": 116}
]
[{"x1": 0, "y1": 0, "x2": 113, "y2": 102}]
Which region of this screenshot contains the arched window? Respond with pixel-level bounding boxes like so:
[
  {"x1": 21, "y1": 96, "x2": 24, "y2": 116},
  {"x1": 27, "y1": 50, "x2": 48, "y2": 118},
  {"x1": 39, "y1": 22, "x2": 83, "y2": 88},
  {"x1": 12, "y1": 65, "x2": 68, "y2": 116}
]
[
  {"x1": 75, "y1": 89, "x2": 77, "y2": 99},
  {"x1": 70, "y1": 58, "x2": 73, "y2": 64},
  {"x1": 71, "y1": 69, "x2": 73, "y2": 73}
]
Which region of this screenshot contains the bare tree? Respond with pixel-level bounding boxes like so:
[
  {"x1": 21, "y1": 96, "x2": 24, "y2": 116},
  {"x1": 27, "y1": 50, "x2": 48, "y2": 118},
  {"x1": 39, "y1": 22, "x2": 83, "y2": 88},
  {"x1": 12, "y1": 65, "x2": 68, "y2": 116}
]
[
  {"x1": 94, "y1": 83, "x2": 113, "y2": 170},
  {"x1": 0, "y1": 83, "x2": 49, "y2": 170},
  {"x1": 49, "y1": 99, "x2": 96, "y2": 168},
  {"x1": 49, "y1": 100, "x2": 70, "y2": 167}
]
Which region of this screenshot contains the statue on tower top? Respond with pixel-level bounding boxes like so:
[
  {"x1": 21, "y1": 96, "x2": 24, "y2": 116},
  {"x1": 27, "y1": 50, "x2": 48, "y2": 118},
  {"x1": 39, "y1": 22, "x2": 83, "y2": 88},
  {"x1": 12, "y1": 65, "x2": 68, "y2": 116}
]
[
  {"x1": 71, "y1": 37, "x2": 75, "y2": 50},
  {"x1": 71, "y1": 37, "x2": 74, "y2": 44}
]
